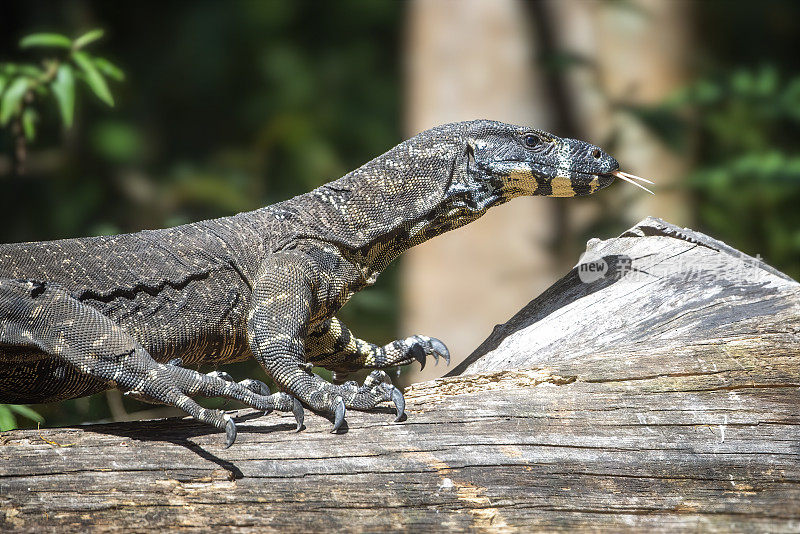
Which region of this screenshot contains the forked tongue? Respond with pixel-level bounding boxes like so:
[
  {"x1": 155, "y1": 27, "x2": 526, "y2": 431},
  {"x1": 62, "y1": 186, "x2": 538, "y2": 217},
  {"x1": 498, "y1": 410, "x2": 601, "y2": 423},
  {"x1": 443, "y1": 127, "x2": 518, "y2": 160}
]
[{"x1": 612, "y1": 170, "x2": 655, "y2": 195}]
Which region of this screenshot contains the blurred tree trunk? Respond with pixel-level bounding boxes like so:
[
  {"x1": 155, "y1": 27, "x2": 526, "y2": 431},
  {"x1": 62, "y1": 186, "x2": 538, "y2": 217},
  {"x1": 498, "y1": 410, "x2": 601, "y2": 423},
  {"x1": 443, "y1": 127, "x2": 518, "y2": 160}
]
[
  {"x1": 548, "y1": 0, "x2": 692, "y2": 224},
  {"x1": 401, "y1": 0, "x2": 693, "y2": 385},
  {"x1": 402, "y1": 0, "x2": 559, "y2": 383}
]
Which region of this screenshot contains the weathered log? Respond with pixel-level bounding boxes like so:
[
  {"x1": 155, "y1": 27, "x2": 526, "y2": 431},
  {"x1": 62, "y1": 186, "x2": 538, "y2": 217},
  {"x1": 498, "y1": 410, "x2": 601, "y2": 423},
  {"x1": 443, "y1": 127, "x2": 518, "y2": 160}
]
[
  {"x1": 1, "y1": 217, "x2": 798, "y2": 532},
  {"x1": 450, "y1": 216, "x2": 800, "y2": 377}
]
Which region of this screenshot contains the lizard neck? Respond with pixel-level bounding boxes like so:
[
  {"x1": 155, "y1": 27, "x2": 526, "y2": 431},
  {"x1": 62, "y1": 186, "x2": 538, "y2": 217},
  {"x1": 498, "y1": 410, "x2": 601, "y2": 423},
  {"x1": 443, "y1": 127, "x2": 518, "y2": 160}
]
[
  {"x1": 253, "y1": 122, "x2": 518, "y2": 283},
  {"x1": 270, "y1": 124, "x2": 492, "y2": 281},
  {"x1": 348, "y1": 168, "x2": 507, "y2": 279}
]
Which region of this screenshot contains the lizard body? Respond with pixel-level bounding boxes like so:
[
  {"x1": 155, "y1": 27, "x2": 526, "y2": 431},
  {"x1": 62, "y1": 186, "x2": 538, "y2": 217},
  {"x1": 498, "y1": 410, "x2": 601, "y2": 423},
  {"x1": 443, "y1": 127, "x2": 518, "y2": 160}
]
[{"x1": 0, "y1": 120, "x2": 620, "y2": 445}]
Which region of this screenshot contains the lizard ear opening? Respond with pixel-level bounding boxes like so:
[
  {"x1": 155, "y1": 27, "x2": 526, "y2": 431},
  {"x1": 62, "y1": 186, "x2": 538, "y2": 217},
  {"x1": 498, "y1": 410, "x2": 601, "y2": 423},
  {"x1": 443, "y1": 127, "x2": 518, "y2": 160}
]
[{"x1": 466, "y1": 141, "x2": 476, "y2": 170}]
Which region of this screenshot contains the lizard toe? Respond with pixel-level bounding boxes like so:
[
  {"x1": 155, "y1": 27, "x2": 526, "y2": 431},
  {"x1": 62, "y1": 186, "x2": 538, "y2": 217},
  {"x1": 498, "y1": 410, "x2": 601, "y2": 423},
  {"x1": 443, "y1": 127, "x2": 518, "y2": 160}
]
[
  {"x1": 390, "y1": 385, "x2": 405, "y2": 422},
  {"x1": 362, "y1": 370, "x2": 390, "y2": 390},
  {"x1": 292, "y1": 397, "x2": 305, "y2": 432},
  {"x1": 224, "y1": 414, "x2": 237, "y2": 448},
  {"x1": 409, "y1": 342, "x2": 428, "y2": 370},
  {"x1": 404, "y1": 335, "x2": 450, "y2": 369},
  {"x1": 238, "y1": 378, "x2": 271, "y2": 396},
  {"x1": 331, "y1": 396, "x2": 346, "y2": 433},
  {"x1": 430, "y1": 338, "x2": 450, "y2": 365},
  {"x1": 206, "y1": 370, "x2": 235, "y2": 382}
]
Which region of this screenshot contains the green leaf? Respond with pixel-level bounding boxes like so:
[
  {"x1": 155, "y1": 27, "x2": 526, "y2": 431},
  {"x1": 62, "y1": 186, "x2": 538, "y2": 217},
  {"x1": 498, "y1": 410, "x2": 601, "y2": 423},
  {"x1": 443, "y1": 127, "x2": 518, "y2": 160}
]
[
  {"x1": 93, "y1": 57, "x2": 124, "y2": 81},
  {"x1": 0, "y1": 74, "x2": 7, "y2": 97},
  {"x1": 22, "y1": 107, "x2": 37, "y2": 141},
  {"x1": 0, "y1": 64, "x2": 42, "y2": 78},
  {"x1": 8, "y1": 404, "x2": 44, "y2": 423},
  {"x1": 73, "y1": 29, "x2": 105, "y2": 50},
  {"x1": 51, "y1": 64, "x2": 76, "y2": 127},
  {"x1": 19, "y1": 33, "x2": 72, "y2": 49},
  {"x1": 0, "y1": 77, "x2": 30, "y2": 126},
  {"x1": 0, "y1": 405, "x2": 16, "y2": 431},
  {"x1": 72, "y1": 51, "x2": 114, "y2": 106},
  {"x1": 17, "y1": 64, "x2": 44, "y2": 78}
]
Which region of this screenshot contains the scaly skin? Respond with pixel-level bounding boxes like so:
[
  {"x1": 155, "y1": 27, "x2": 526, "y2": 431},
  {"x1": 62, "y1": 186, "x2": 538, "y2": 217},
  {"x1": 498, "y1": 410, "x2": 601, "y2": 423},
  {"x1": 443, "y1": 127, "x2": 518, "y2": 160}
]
[{"x1": 0, "y1": 120, "x2": 619, "y2": 446}]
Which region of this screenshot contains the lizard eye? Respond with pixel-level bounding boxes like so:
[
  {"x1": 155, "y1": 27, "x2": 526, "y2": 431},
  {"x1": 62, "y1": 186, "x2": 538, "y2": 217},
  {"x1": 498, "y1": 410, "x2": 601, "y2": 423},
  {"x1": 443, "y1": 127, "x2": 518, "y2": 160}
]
[{"x1": 523, "y1": 134, "x2": 541, "y2": 148}]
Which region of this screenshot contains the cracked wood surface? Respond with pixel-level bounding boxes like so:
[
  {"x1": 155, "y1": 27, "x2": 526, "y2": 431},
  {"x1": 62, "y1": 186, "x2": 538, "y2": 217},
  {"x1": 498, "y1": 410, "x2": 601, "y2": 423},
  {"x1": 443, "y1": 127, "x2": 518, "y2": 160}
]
[{"x1": 2, "y1": 217, "x2": 799, "y2": 532}]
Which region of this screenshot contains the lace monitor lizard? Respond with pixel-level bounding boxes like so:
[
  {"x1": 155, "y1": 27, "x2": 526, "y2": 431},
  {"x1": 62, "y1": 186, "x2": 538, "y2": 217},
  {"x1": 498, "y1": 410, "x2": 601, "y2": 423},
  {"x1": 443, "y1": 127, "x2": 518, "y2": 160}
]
[{"x1": 0, "y1": 120, "x2": 630, "y2": 446}]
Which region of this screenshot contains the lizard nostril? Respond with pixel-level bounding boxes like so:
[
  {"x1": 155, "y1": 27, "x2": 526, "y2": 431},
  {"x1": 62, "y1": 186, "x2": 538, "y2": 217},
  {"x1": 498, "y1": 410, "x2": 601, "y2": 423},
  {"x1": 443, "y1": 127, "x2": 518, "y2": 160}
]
[{"x1": 591, "y1": 149, "x2": 602, "y2": 160}]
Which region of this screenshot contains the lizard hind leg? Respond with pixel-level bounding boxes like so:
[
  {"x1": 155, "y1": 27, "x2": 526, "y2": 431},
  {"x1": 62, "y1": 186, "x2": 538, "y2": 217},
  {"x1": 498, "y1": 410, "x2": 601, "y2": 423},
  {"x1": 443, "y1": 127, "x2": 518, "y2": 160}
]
[
  {"x1": 0, "y1": 279, "x2": 302, "y2": 446},
  {"x1": 127, "y1": 366, "x2": 304, "y2": 444}
]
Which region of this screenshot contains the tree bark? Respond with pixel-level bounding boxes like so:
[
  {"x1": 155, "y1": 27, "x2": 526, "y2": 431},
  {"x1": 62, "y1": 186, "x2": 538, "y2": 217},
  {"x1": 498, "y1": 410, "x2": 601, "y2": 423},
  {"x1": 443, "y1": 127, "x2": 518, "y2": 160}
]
[{"x1": 2, "y1": 218, "x2": 798, "y2": 532}]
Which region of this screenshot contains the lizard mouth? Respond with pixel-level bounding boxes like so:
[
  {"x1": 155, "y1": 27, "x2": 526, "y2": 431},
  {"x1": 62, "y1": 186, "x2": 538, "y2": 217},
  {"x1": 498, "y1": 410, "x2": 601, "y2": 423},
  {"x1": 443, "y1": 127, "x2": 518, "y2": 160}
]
[{"x1": 491, "y1": 161, "x2": 654, "y2": 196}]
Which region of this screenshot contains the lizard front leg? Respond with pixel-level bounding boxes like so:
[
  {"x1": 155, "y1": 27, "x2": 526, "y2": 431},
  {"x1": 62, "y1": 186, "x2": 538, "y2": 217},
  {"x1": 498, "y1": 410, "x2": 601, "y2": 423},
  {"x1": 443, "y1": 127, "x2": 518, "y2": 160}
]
[
  {"x1": 247, "y1": 253, "x2": 404, "y2": 431},
  {"x1": 306, "y1": 317, "x2": 450, "y2": 378}
]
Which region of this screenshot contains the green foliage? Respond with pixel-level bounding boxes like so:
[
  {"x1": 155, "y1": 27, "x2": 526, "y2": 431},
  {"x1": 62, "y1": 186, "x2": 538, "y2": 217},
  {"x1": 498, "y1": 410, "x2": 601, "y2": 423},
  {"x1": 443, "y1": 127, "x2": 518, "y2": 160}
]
[
  {"x1": 93, "y1": 57, "x2": 125, "y2": 82},
  {"x1": 21, "y1": 107, "x2": 37, "y2": 140},
  {"x1": 71, "y1": 50, "x2": 114, "y2": 106},
  {"x1": 72, "y1": 29, "x2": 105, "y2": 50},
  {"x1": 19, "y1": 33, "x2": 73, "y2": 49},
  {"x1": 626, "y1": 65, "x2": 800, "y2": 279},
  {"x1": 0, "y1": 29, "x2": 123, "y2": 142},
  {"x1": 51, "y1": 64, "x2": 76, "y2": 127},
  {"x1": 0, "y1": 404, "x2": 44, "y2": 431},
  {"x1": 0, "y1": 76, "x2": 30, "y2": 125}
]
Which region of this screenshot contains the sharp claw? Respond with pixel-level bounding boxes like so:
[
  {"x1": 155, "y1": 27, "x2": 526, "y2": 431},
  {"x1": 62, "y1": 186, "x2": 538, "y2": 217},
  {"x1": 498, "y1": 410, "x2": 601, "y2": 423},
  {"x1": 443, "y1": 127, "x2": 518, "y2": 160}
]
[
  {"x1": 332, "y1": 397, "x2": 346, "y2": 433},
  {"x1": 224, "y1": 415, "x2": 237, "y2": 448},
  {"x1": 292, "y1": 398, "x2": 304, "y2": 432},
  {"x1": 431, "y1": 339, "x2": 450, "y2": 365},
  {"x1": 409, "y1": 343, "x2": 427, "y2": 371},
  {"x1": 391, "y1": 386, "x2": 405, "y2": 422}
]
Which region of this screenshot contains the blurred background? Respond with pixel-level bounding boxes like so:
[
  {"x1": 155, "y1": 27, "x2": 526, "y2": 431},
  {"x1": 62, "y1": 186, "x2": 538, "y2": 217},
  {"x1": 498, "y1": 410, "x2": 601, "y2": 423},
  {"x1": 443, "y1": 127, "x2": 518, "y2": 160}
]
[{"x1": 1, "y1": 0, "x2": 798, "y2": 429}]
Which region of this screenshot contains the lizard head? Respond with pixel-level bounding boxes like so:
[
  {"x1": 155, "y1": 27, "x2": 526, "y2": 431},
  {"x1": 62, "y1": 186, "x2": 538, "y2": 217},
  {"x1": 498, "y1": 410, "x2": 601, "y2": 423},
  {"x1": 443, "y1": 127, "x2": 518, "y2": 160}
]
[
  {"x1": 463, "y1": 120, "x2": 620, "y2": 198},
  {"x1": 307, "y1": 119, "x2": 649, "y2": 267}
]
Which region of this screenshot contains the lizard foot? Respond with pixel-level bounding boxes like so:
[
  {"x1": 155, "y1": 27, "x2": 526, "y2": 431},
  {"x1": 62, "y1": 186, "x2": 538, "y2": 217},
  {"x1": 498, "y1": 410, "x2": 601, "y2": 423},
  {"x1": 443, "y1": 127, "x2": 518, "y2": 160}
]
[
  {"x1": 400, "y1": 335, "x2": 450, "y2": 371},
  {"x1": 165, "y1": 365, "x2": 304, "y2": 436},
  {"x1": 205, "y1": 372, "x2": 279, "y2": 413},
  {"x1": 300, "y1": 370, "x2": 405, "y2": 431},
  {"x1": 204, "y1": 372, "x2": 304, "y2": 429},
  {"x1": 342, "y1": 370, "x2": 405, "y2": 422}
]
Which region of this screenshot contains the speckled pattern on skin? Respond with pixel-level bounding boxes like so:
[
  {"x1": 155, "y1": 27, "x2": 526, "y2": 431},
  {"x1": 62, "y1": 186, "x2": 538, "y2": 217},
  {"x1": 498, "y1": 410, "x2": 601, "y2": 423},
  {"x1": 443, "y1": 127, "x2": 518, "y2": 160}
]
[{"x1": 0, "y1": 120, "x2": 619, "y2": 446}]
